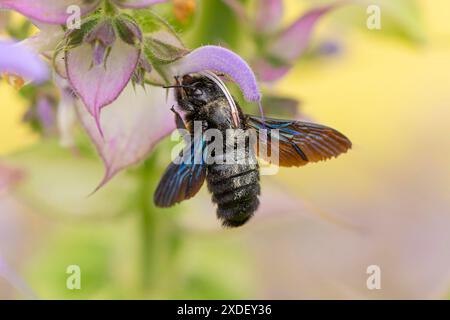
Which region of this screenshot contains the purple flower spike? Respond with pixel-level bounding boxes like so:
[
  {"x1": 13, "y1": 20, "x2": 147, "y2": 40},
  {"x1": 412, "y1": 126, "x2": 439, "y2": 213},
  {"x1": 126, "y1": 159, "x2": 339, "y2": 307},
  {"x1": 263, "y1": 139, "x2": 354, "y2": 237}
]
[
  {"x1": 113, "y1": 0, "x2": 168, "y2": 9},
  {"x1": 0, "y1": 0, "x2": 101, "y2": 25},
  {"x1": 253, "y1": 58, "x2": 290, "y2": 83},
  {"x1": 268, "y1": 4, "x2": 337, "y2": 63},
  {"x1": 255, "y1": 0, "x2": 283, "y2": 34},
  {"x1": 0, "y1": 41, "x2": 48, "y2": 83},
  {"x1": 171, "y1": 45, "x2": 261, "y2": 102}
]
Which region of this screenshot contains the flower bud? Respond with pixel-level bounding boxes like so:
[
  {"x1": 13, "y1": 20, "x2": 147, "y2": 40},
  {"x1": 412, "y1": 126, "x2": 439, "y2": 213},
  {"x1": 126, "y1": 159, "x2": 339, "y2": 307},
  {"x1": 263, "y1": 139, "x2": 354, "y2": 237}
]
[
  {"x1": 85, "y1": 20, "x2": 117, "y2": 66},
  {"x1": 114, "y1": 15, "x2": 142, "y2": 46}
]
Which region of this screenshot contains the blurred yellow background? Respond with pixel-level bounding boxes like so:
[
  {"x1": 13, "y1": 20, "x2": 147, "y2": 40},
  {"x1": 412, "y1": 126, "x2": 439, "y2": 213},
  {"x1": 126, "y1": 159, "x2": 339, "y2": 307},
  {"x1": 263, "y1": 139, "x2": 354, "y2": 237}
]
[{"x1": 0, "y1": 83, "x2": 38, "y2": 154}]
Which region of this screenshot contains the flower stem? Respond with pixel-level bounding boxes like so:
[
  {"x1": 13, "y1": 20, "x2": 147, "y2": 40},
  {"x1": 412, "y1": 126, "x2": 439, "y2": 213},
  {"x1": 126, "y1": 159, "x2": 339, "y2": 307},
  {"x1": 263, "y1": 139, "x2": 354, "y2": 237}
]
[
  {"x1": 138, "y1": 154, "x2": 158, "y2": 292},
  {"x1": 102, "y1": 0, "x2": 117, "y2": 16},
  {"x1": 186, "y1": 0, "x2": 242, "y2": 50}
]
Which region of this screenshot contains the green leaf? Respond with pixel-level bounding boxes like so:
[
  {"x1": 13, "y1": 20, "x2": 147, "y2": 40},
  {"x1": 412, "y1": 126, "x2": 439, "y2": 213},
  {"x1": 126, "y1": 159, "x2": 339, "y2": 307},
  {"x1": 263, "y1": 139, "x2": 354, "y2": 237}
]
[
  {"x1": 114, "y1": 14, "x2": 142, "y2": 46},
  {"x1": 133, "y1": 9, "x2": 182, "y2": 44},
  {"x1": 143, "y1": 37, "x2": 188, "y2": 64}
]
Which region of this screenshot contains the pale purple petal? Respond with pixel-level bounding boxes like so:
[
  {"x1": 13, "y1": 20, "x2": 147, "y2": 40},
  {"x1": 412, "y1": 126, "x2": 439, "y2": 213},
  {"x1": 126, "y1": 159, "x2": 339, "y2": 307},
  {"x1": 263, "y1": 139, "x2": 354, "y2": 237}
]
[
  {"x1": 253, "y1": 58, "x2": 290, "y2": 83},
  {"x1": 92, "y1": 42, "x2": 108, "y2": 66},
  {"x1": 0, "y1": 0, "x2": 100, "y2": 24},
  {"x1": 66, "y1": 39, "x2": 140, "y2": 134},
  {"x1": 268, "y1": 4, "x2": 336, "y2": 63},
  {"x1": 0, "y1": 41, "x2": 48, "y2": 83},
  {"x1": 170, "y1": 45, "x2": 261, "y2": 102},
  {"x1": 36, "y1": 96, "x2": 55, "y2": 128},
  {"x1": 255, "y1": 0, "x2": 283, "y2": 33},
  {"x1": 113, "y1": 0, "x2": 168, "y2": 9},
  {"x1": 77, "y1": 85, "x2": 175, "y2": 189}
]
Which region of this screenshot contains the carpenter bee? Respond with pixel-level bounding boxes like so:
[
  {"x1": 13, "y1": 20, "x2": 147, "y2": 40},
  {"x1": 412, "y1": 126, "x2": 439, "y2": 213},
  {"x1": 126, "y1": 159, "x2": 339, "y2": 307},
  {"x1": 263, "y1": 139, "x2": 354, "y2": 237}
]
[{"x1": 154, "y1": 72, "x2": 352, "y2": 227}]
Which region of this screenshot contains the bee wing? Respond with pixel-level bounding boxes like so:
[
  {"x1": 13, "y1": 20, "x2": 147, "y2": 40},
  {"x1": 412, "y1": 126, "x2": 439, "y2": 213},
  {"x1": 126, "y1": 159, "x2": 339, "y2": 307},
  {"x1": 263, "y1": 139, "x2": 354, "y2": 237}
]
[
  {"x1": 154, "y1": 135, "x2": 207, "y2": 207},
  {"x1": 246, "y1": 115, "x2": 352, "y2": 167}
]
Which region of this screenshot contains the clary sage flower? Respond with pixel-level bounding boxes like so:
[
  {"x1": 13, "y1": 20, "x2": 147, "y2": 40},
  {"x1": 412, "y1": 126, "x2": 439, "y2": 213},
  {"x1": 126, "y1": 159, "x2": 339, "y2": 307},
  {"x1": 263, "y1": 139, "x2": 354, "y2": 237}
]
[
  {"x1": 62, "y1": 13, "x2": 145, "y2": 134},
  {"x1": 0, "y1": 0, "x2": 264, "y2": 188},
  {"x1": 225, "y1": 0, "x2": 341, "y2": 82}
]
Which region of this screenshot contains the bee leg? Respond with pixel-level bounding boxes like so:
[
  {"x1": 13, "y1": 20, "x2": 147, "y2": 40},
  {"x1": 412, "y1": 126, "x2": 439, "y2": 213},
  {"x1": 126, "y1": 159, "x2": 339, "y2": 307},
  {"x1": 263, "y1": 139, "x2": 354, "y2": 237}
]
[{"x1": 171, "y1": 105, "x2": 188, "y2": 130}]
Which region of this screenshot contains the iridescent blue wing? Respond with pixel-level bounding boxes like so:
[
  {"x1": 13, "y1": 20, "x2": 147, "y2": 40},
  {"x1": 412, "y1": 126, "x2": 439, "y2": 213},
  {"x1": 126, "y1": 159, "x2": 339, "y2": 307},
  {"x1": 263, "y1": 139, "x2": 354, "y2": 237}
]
[
  {"x1": 154, "y1": 135, "x2": 207, "y2": 207},
  {"x1": 246, "y1": 115, "x2": 352, "y2": 167}
]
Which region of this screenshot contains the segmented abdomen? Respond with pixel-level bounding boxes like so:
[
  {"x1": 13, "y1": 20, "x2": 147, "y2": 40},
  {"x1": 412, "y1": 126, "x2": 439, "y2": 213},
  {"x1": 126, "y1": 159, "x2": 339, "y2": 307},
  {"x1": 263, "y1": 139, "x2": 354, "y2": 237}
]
[{"x1": 207, "y1": 162, "x2": 260, "y2": 227}]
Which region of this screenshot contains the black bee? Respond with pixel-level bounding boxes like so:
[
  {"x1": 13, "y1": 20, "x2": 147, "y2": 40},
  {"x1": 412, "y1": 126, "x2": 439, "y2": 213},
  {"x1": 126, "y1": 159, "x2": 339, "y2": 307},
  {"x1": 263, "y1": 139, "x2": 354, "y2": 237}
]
[{"x1": 154, "y1": 73, "x2": 352, "y2": 227}]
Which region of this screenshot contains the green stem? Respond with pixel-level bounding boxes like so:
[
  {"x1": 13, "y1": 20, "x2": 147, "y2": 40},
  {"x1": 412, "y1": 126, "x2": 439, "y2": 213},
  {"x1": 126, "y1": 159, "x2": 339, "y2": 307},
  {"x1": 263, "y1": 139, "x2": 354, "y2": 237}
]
[
  {"x1": 102, "y1": 0, "x2": 117, "y2": 16},
  {"x1": 186, "y1": 0, "x2": 241, "y2": 49},
  {"x1": 138, "y1": 155, "x2": 158, "y2": 292},
  {"x1": 136, "y1": 149, "x2": 184, "y2": 296}
]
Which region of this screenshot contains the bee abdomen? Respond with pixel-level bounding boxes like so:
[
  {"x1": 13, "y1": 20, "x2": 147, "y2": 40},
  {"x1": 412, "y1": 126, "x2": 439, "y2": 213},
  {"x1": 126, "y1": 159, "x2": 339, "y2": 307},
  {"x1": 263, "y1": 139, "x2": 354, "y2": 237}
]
[
  {"x1": 207, "y1": 164, "x2": 260, "y2": 227},
  {"x1": 216, "y1": 197, "x2": 260, "y2": 228},
  {"x1": 212, "y1": 183, "x2": 261, "y2": 204}
]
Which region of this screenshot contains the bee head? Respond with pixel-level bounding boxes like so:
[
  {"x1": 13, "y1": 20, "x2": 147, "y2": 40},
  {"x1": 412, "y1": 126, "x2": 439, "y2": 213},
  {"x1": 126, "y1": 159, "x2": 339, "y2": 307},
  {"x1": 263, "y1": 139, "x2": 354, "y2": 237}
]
[{"x1": 175, "y1": 74, "x2": 224, "y2": 108}]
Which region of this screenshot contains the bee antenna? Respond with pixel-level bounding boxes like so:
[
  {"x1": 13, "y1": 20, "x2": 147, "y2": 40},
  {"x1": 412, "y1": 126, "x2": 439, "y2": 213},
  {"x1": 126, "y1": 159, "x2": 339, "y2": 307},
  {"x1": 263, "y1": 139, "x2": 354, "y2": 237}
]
[{"x1": 163, "y1": 84, "x2": 190, "y2": 89}]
